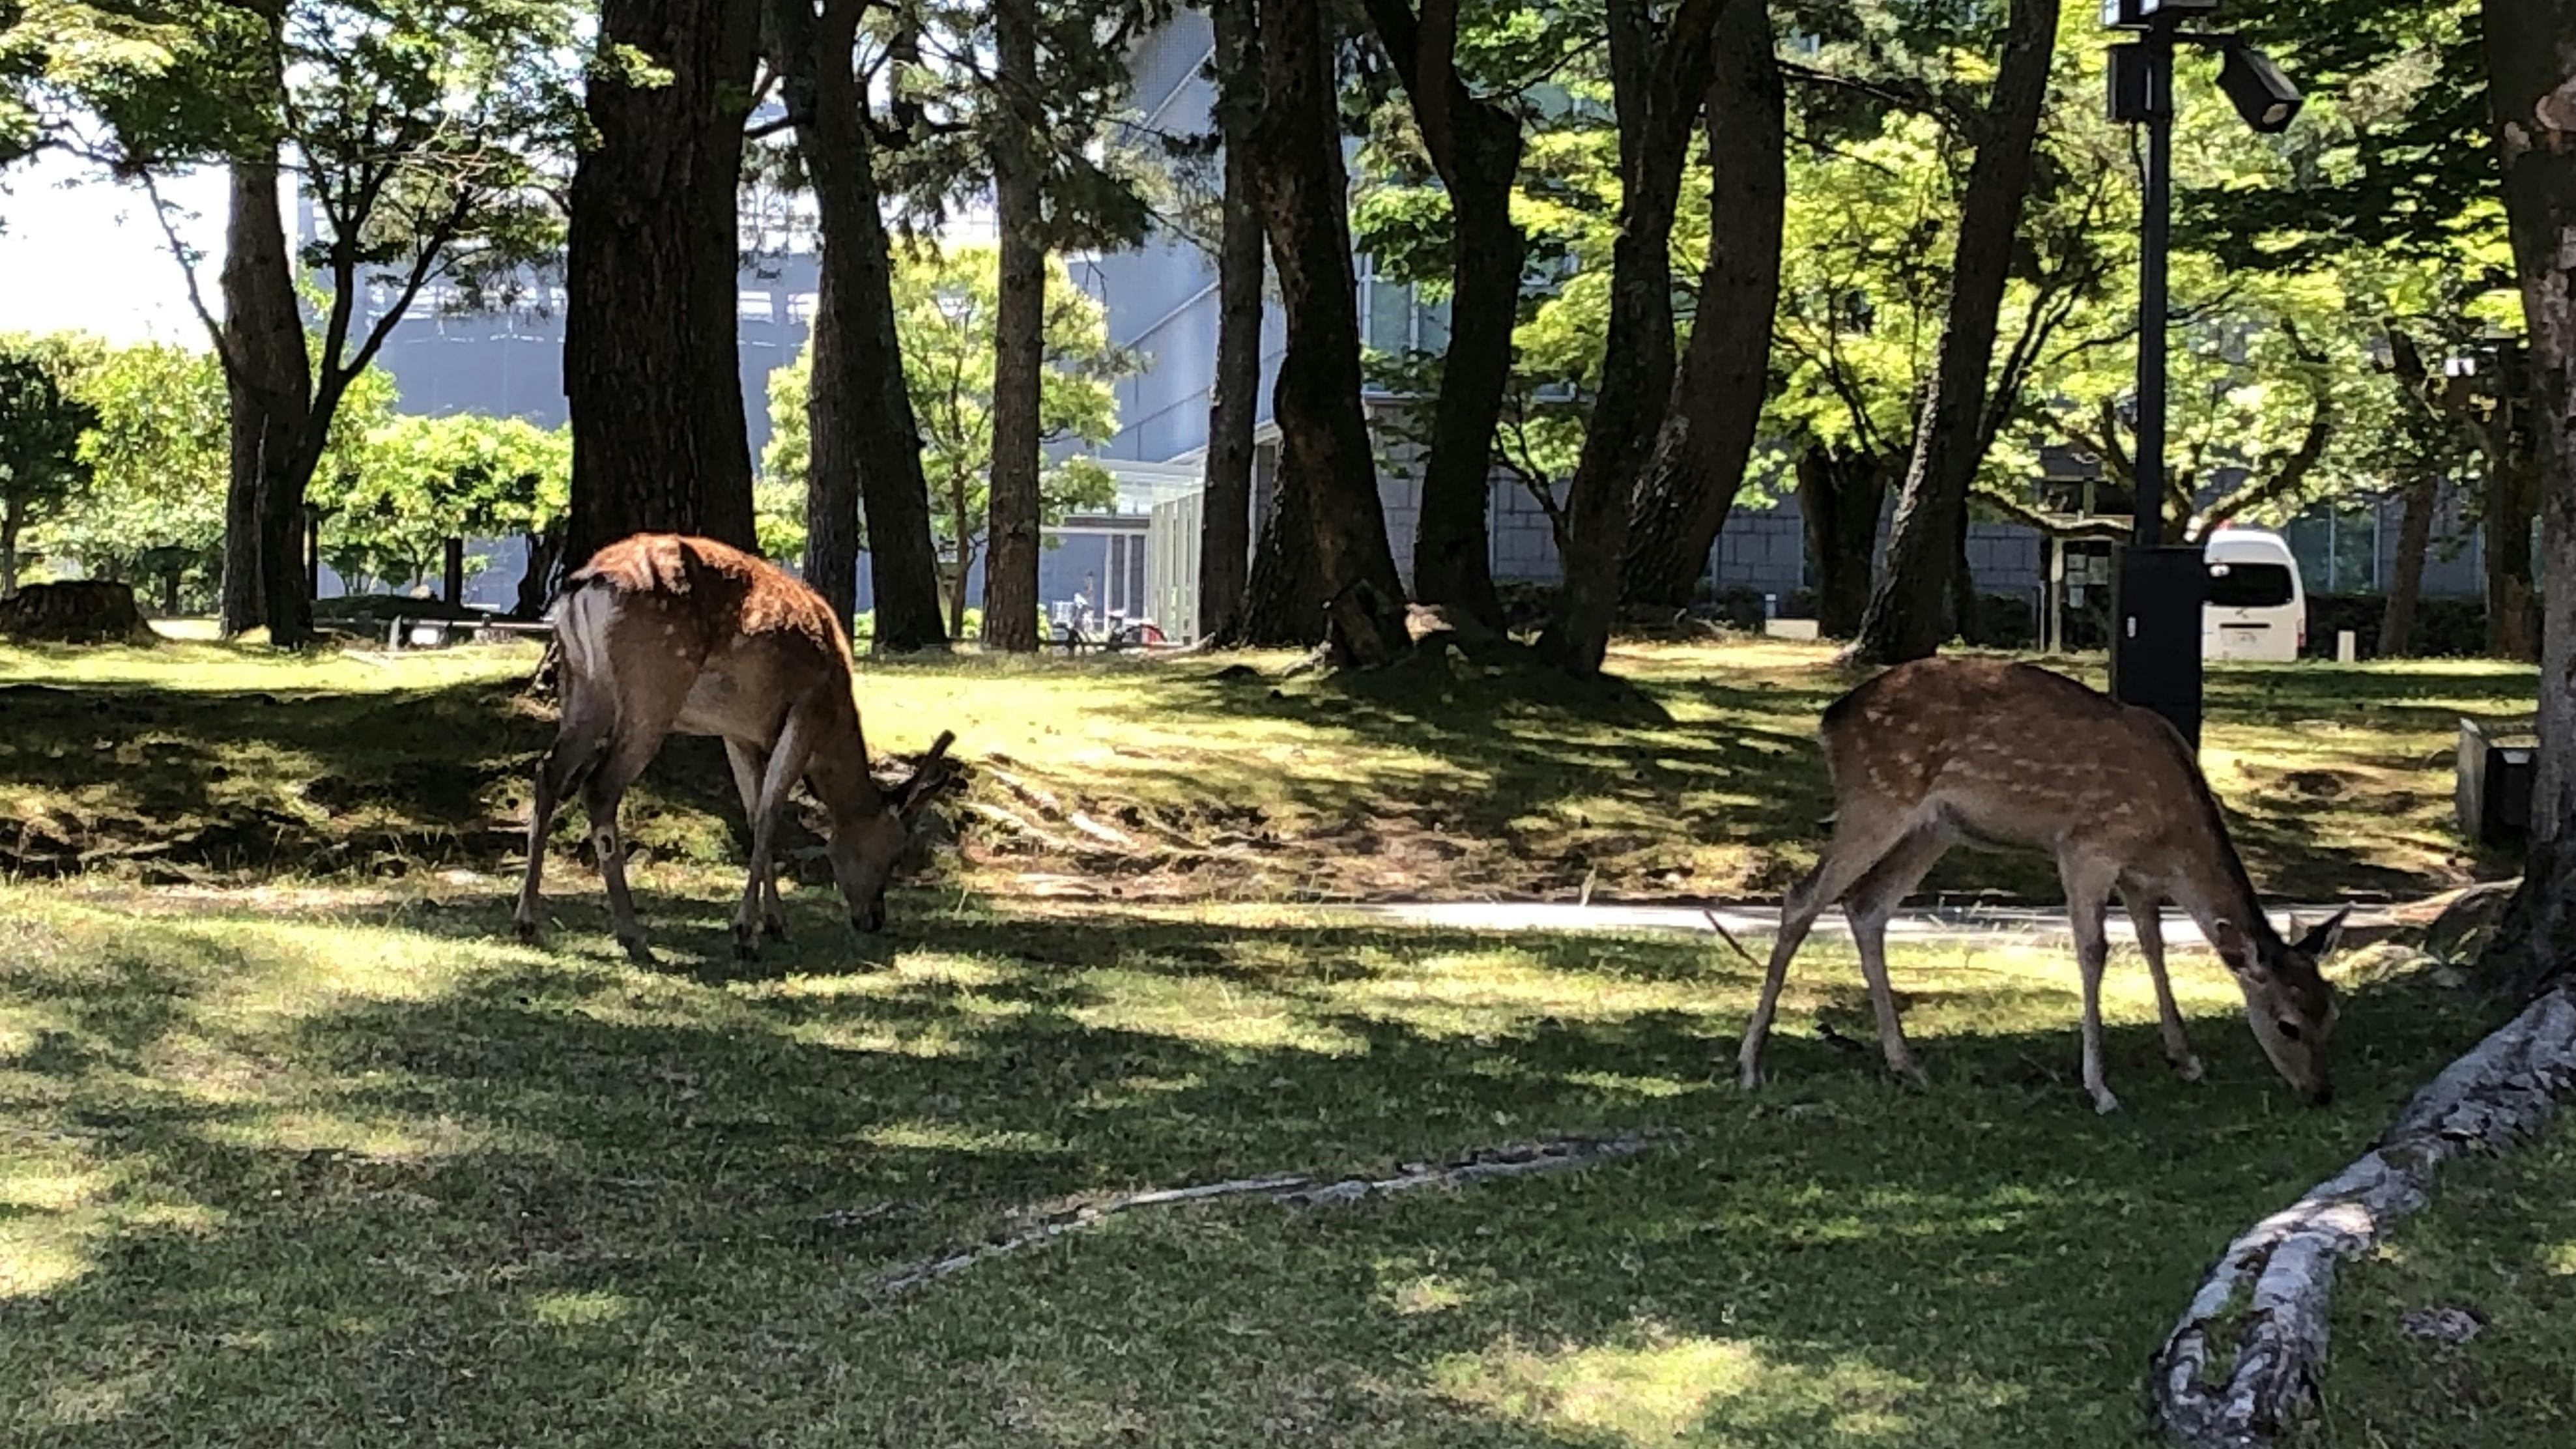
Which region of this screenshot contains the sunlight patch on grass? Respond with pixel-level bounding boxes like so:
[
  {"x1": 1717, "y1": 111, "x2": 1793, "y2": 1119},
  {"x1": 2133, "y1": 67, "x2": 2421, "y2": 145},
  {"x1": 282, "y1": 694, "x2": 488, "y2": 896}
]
[
  {"x1": 1434, "y1": 1324, "x2": 1929, "y2": 1446},
  {"x1": 529, "y1": 1289, "x2": 633, "y2": 1329},
  {"x1": 862, "y1": 1122, "x2": 1059, "y2": 1154},
  {"x1": 1069, "y1": 969, "x2": 1369, "y2": 1055}
]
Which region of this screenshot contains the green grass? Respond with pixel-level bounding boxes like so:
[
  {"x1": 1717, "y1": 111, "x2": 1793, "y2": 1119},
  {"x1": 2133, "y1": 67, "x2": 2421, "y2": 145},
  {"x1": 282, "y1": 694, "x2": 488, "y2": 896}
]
[
  {"x1": 0, "y1": 632, "x2": 2538, "y2": 904},
  {"x1": 2317, "y1": 1117, "x2": 2576, "y2": 1448},
  {"x1": 0, "y1": 877, "x2": 2507, "y2": 1446}
]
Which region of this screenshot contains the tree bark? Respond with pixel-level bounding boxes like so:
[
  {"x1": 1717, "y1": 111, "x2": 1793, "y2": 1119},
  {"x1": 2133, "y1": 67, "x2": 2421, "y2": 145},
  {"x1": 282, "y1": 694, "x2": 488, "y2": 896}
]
[
  {"x1": 1949, "y1": 502, "x2": 1981, "y2": 645},
  {"x1": 514, "y1": 523, "x2": 564, "y2": 619},
  {"x1": 1538, "y1": 0, "x2": 1719, "y2": 675},
  {"x1": 2478, "y1": 0, "x2": 2576, "y2": 994},
  {"x1": 766, "y1": 0, "x2": 947, "y2": 653},
  {"x1": 2485, "y1": 448, "x2": 2542, "y2": 661},
  {"x1": 980, "y1": 0, "x2": 1046, "y2": 653},
  {"x1": 1622, "y1": 0, "x2": 1785, "y2": 611},
  {"x1": 1248, "y1": 0, "x2": 1412, "y2": 667},
  {"x1": 219, "y1": 152, "x2": 311, "y2": 639},
  {"x1": 1, "y1": 504, "x2": 20, "y2": 597},
  {"x1": 1361, "y1": 0, "x2": 1518, "y2": 631},
  {"x1": 564, "y1": 0, "x2": 760, "y2": 573},
  {"x1": 2379, "y1": 478, "x2": 2438, "y2": 656},
  {"x1": 1796, "y1": 446, "x2": 1889, "y2": 639},
  {"x1": 1850, "y1": 0, "x2": 2061, "y2": 665},
  {"x1": 442, "y1": 536, "x2": 465, "y2": 608},
  {"x1": 1218, "y1": 457, "x2": 1324, "y2": 647},
  {"x1": 1196, "y1": 0, "x2": 1264, "y2": 643}
]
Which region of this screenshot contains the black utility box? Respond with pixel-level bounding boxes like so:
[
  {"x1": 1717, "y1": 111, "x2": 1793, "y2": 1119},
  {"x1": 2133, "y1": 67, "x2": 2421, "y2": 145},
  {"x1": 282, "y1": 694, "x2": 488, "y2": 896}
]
[
  {"x1": 2457, "y1": 716, "x2": 2537, "y2": 847},
  {"x1": 2111, "y1": 544, "x2": 2207, "y2": 751}
]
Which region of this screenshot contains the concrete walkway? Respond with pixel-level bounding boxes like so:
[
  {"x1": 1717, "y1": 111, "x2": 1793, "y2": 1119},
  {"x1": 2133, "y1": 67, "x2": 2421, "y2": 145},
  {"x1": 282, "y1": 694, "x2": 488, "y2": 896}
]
[{"x1": 1354, "y1": 900, "x2": 2398, "y2": 951}]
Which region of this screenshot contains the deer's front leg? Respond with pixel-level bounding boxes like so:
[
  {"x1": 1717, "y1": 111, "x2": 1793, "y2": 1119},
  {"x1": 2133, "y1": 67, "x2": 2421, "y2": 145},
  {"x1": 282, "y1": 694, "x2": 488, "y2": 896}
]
[
  {"x1": 724, "y1": 739, "x2": 788, "y2": 941},
  {"x1": 2122, "y1": 884, "x2": 2201, "y2": 1082},
  {"x1": 2064, "y1": 869, "x2": 2120, "y2": 1114},
  {"x1": 734, "y1": 713, "x2": 820, "y2": 960}
]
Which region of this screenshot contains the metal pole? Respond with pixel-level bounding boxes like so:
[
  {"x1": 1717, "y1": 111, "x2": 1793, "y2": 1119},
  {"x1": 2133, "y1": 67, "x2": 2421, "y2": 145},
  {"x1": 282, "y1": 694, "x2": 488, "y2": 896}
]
[{"x1": 2134, "y1": 20, "x2": 2173, "y2": 545}]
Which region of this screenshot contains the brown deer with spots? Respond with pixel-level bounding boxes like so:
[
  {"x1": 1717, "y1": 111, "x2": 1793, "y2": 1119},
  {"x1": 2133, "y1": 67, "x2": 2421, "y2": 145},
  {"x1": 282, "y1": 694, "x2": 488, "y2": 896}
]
[
  {"x1": 1737, "y1": 657, "x2": 2345, "y2": 1112},
  {"x1": 514, "y1": 534, "x2": 960, "y2": 963}
]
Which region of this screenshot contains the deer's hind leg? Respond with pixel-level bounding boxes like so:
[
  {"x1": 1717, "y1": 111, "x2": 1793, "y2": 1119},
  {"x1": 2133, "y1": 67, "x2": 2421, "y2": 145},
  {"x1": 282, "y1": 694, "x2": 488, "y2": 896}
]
[
  {"x1": 1738, "y1": 807, "x2": 1922, "y2": 1090},
  {"x1": 1844, "y1": 825, "x2": 1956, "y2": 1087},
  {"x1": 2121, "y1": 882, "x2": 2202, "y2": 1082},
  {"x1": 2063, "y1": 859, "x2": 2121, "y2": 1114},
  {"x1": 515, "y1": 683, "x2": 615, "y2": 945}
]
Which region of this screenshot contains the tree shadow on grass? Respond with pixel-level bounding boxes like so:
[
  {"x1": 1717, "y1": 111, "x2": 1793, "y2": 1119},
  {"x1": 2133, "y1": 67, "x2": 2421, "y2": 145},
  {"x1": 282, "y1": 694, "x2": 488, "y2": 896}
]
[{"x1": 0, "y1": 887, "x2": 2510, "y2": 1446}]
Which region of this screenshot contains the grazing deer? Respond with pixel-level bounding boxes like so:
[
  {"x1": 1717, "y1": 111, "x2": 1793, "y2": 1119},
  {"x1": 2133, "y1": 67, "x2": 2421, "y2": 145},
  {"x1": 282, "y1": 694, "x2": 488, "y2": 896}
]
[
  {"x1": 1736, "y1": 657, "x2": 2345, "y2": 1113},
  {"x1": 513, "y1": 534, "x2": 960, "y2": 964}
]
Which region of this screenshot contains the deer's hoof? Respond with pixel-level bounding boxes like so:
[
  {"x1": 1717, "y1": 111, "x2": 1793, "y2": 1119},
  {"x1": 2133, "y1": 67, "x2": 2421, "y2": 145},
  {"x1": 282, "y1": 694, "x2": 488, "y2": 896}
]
[
  {"x1": 620, "y1": 938, "x2": 658, "y2": 968},
  {"x1": 1736, "y1": 1062, "x2": 1766, "y2": 1091},
  {"x1": 1895, "y1": 1063, "x2": 1932, "y2": 1091},
  {"x1": 513, "y1": 917, "x2": 544, "y2": 947},
  {"x1": 2091, "y1": 1089, "x2": 2124, "y2": 1115},
  {"x1": 2173, "y1": 1054, "x2": 2205, "y2": 1083},
  {"x1": 763, "y1": 916, "x2": 788, "y2": 943}
]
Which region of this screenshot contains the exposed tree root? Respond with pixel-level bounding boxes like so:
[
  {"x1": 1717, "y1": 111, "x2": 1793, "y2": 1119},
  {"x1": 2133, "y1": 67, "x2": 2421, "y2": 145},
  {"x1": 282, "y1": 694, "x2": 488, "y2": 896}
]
[
  {"x1": 868, "y1": 1131, "x2": 1672, "y2": 1297},
  {"x1": 2149, "y1": 984, "x2": 2576, "y2": 1447}
]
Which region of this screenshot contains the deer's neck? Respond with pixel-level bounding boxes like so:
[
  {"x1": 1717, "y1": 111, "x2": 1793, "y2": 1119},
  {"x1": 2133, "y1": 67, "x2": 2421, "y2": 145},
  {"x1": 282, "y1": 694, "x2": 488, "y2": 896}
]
[
  {"x1": 2166, "y1": 823, "x2": 2280, "y2": 955},
  {"x1": 799, "y1": 690, "x2": 884, "y2": 816}
]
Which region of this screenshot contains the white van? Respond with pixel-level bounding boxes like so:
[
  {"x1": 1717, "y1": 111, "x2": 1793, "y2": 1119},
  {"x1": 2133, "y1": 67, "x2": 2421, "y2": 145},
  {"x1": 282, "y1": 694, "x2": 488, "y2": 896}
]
[{"x1": 2202, "y1": 527, "x2": 2307, "y2": 662}]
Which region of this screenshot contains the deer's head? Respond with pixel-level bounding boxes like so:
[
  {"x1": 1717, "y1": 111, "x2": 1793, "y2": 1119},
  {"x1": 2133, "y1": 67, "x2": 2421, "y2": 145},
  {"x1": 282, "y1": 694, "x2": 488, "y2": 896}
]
[
  {"x1": 2212, "y1": 910, "x2": 2347, "y2": 1105},
  {"x1": 829, "y1": 731, "x2": 961, "y2": 934}
]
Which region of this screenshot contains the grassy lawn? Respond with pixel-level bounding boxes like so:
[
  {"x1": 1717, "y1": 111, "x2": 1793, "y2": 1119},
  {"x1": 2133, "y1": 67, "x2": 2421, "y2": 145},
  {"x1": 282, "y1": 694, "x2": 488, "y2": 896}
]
[
  {"x1": 0, "y1": 877, "x2": 2506, "y2": 1447},
  {"x1": 0, "y1": 631, "x2": 2537, "y2": 905},
  {"x1": 2318, "y1": 1117, "x2": 2576, "y2": 1448}
]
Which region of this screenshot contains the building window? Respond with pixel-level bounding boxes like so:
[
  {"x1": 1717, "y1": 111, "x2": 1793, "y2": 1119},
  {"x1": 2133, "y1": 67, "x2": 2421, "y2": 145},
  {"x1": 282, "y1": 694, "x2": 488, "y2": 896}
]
[
  {"x1": 2284, "y1": 504, "x2": 2379, "y2": 594},
  {"x1": 1356, "y1": 254, "x2": 1451, "y2": 356}
]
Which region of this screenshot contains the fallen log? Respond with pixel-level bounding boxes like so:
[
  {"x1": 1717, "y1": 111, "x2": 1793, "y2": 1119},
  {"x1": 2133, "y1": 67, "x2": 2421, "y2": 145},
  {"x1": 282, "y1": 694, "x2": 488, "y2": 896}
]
[{"x1": 2148, "y1": 983, "x2": 2576, "y2": 1446}]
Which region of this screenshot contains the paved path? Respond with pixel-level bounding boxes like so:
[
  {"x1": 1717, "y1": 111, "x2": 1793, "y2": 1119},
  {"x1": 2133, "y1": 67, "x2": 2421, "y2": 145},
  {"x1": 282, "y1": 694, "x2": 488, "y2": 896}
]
[{"x1": 1353, "y1": 900, "x2": 2397, "y2": 951}]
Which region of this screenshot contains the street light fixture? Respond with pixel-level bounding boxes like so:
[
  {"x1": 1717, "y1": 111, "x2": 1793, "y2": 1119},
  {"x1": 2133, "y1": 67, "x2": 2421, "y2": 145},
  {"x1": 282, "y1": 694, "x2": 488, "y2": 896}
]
[{"x1": 2098, "y1": 2, "x2": 2301, "y2": 751}]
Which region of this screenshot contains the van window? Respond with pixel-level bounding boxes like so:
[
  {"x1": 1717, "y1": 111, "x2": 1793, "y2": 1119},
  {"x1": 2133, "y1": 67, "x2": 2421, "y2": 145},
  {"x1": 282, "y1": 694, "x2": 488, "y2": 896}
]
[{"x1": 2207, "y1": 560, "x2": 2295, "y2": 608}]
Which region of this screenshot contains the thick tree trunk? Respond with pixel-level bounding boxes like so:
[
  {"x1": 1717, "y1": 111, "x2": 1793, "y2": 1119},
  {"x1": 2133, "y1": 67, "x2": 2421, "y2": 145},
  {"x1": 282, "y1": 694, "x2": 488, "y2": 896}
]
[
  {"x1": 1362, "y1": 0, "x2": 1517, "y2": 631},
  {"x1": 2480, "y1": 0, "x2": 2576, "y2": 993},
  {"x1": 219, "y1": 152, "x2": 312, "y2": 642},
  {"x1": 1249, "y1": 0, "x2": 1411, "y2": 667},
  {"x1": 1219, "y1": 459, "x2": 1324, "y2": 647},
  {"x1": 1, "y1": 506, "x2": 18, "y2": 597},
  {"x1": 1797, "y1": 446, "x2": 1888, "y2": 639},
  {"x1": 2379, "y1": 478, "x2": 2438, "y2": 656},
  {"x1": 799, "y1": 264, "x2": 863, "y2": 632},
  {"x1": 1197, "y1": 0, "x2": 1264, "y2": 644},
  {"x1": 564, "y1": 0, "x2": 759, "y2": 572},
  {"x1": 767, "y1": 0, "x2": 947, "y2": 652},
  {"x1": 980, "y1": 0, "x2": 1046, "y2": 653},
  {"x1": 1539, "y1": 0, "x2": 1719, "y2": 675},
  {"x1": 1852, "y1": 0, "x2": 2061, "y2": 665},
  {"x1": 514, "y1": 524, "x2": 564, "y2": 619},
  {"x1": 442, "y1": 536, "x2": 465, "y2": 608},
  {"x1": 2485, "y1": 450, "x2": 2542, "y2": 661},
  {"x1": 1622, "y1": 0, "x2": 1785, "y2": 611}
]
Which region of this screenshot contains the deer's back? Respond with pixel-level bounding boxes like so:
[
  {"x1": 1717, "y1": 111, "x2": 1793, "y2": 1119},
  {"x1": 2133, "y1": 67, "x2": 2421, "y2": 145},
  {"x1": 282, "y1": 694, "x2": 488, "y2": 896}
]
[
  {"x1": 1819, "y1": 658, "x2": 2204, "y2": 854},
  {"x1": 556, "y1": 534, "x2": 853, "y2": 710}
]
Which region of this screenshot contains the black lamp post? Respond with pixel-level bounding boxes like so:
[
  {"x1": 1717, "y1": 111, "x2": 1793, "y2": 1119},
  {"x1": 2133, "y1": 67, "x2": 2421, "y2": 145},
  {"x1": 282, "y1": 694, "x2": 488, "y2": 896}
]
[{"x1": 2101, "y1": 1, "x2": 2302, "y2": 749}]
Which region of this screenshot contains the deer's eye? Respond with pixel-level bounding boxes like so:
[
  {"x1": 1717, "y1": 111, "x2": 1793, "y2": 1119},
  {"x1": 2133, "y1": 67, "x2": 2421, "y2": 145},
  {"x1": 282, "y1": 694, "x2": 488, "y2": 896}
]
[{"x1": 2277, "y1": 1020, "x2": 2304, "y2": 1042}]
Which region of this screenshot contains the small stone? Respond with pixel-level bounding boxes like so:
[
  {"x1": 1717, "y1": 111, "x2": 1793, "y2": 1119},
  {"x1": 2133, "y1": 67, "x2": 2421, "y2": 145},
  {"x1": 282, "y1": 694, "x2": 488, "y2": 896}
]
[{"x1": 2399, "y1": 1304, "x2": 2487, "y2": 1347}]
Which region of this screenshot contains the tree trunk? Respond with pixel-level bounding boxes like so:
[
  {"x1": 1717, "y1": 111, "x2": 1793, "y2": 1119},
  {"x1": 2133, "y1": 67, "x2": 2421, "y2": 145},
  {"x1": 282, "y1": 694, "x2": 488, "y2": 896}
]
[
  {"x1": 515, "y1": 524, "x2": 564, "y2": 619},
  {"x1": 2379, "y1": 478, "x2": 2438, "y2": 656},
  {"x1": 1950, "y1": 503, "x2": 1981, "y2": 645},
  {"x1": 1851, "y1": 0, "x2": 2062, "y2": 665},
  {"x1": 1, "y1": 504, "x2": 19, "y2": 597},
  {"x1": 2478, "y1": 0, "x2": 2576, "y2": 993},
  {"x1": 219, "y1": 152, "x2": 311, "y2": 640},
  {"x1": 564, "y1": 0, "x2": 760, "y2": 573},
  {"x1": 947, "y1": 475, "x2": 975, "y2": 637},
  {"x1": 1362, "y1": 0, "x2": 1517, "y2": 631},
  {"x1": 766, "y1": 0, "x2": 949, "y2": 652},
  {"x1": 1219, "y1": 458, "x2": 1324, "y2": 647},
  {"x1": 1539, "y1": 0, "x2": 1719, "y2": 675},
  {"x1": 980, "y1": 0, "x2": 1046, "y2": 653},
  {"x1": 442, "y1": 536, "x2": 465, "y2": 608},
  {"x1": 1797, "y1": 446, "x2": 1888, "y2": 639},
  {"x1": 1248, "y1": 0, "x2": 1411, "y2": 667},
  {"x1": 2486, "y1": 450, "x2": 2542, "y2": 661},
  {"x1": 1197, "y1": 0, "x2": 1263, "y2": 644},
  {"x1": 1622, "y1": 0, "x2": 1785, "y2": 611}
]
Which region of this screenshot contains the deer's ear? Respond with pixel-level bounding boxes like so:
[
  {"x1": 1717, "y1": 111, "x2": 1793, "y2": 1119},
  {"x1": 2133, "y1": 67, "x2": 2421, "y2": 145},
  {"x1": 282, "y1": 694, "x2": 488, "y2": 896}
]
[
  {"x1": 2209, "y1": 917, "x2": 2263, "y2": 979},
  {"x1": 893, "y1": 731, "x2": 959, "y2": 820},
  {"x1": 2293, "y1": 907, "x2": 2351, "y2": 961}
]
